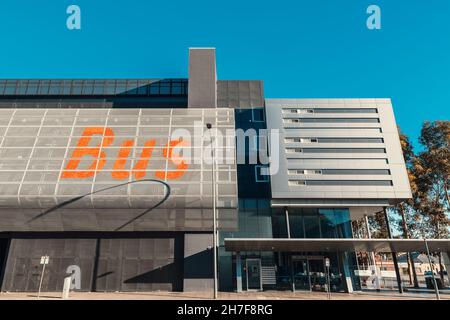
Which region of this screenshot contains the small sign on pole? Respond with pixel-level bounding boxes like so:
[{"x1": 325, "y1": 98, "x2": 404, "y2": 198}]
[
  {"x1": 40, "y1": 256, "x2": 49, "y2": 265},
  {"x1": 325, "y1": 258, "x2": 330, "y2": 268}
]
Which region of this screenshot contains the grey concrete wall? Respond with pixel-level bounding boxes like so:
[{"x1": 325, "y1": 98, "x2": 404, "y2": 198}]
[{"x1": 188, "y1": 48, "x2": 217, "y2": 108}]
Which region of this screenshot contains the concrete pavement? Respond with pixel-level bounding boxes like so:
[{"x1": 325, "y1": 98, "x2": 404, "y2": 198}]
[{"x1": 0, "y1": 290, "x2": 448, "y2": 300}]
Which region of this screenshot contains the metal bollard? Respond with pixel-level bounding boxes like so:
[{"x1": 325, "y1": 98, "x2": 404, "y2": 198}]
[{"x1": 62, "y1": 276, "x2": 72, "y2": 299}]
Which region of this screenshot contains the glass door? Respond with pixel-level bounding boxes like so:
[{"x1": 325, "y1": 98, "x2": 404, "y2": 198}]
[
  {"x1": 292, "y1": 258, "x2": 310, "y2": 291},
  {"x1": 246, "y1": 259, "x2": 262, "y2": 290},
  {"x1": 309, "y1": 258, "x2": 326, "y2": 292}
]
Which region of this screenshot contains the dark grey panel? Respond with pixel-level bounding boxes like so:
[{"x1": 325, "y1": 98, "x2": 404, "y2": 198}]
[
  {"x1": 183, "y1": 233, "x2": 213, "y2": 291},
  {"x1": 0, "y1": 238, "x2": 8, "y2": 287},
  {"x1": 2, "y1": 238, "x2": 96, "y2": 292},
  {"x1": 2, "y1": 235, "x2": 186, "y2": 292},
  {"x1": 94, "y1": 238, "x2": 180, "y2": 292},
  {"x1": 217, "y1": 80, "x2": 264, "y2": 109}
]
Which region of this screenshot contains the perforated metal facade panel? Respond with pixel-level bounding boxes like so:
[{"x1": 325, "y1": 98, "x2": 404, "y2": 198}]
[
  {"x1": 0, "y1": 108, "x2": 237, "y2": 210},
  {"x1": 217, "y1": 81, "x2": 265, "y2": 109}
]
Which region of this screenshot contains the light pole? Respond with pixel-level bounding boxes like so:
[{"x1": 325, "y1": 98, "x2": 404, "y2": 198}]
[
  {"x1": 206, "y1": 123, "x2": 218, "y2": 299},
  {"x1": 424, "y1": 239, "x2": 440, "y2": 300},
  {"x1": 417, "y1": 216, "x2": 440, "y2": 300}
]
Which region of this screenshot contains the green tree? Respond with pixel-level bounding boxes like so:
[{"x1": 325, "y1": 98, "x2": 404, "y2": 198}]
[
  {"x1": 413, "y1": 121, "x2": 450, "y2": 238},
  {"x1": 412, "y1": 121, "x2": 450, "y2": 281},
  {"x1": 390, "y1": 127, "x2": 420, "y2": 286}
]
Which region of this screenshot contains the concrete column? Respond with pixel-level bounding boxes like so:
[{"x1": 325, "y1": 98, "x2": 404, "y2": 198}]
[
  {"x1": 236, "y1": 252, "x2": 242, "y2": 293},
  {"x1": 188, "y1": 48, "x2": 217, "y2": 108}
]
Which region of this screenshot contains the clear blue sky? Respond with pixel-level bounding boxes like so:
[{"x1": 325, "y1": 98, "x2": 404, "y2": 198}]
[{"x1": 0, "y1": 0, "x2": 449, "y2": 147}]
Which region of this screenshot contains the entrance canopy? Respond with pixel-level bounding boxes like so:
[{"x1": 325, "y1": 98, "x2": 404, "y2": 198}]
[{"x1": 224, "y1": 238, "x2": 450, "y2": 253}]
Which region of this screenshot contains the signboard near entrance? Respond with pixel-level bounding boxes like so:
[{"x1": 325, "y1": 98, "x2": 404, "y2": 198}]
[
  {"x1": 325, "y1": 258, "x2": 330, "y2": 267},
  {"x1": 40, "y1": 255, "x2": 49, "y2": 265}
]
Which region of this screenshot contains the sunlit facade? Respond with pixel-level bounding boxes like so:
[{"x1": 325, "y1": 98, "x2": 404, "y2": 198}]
[{"x1": 0, "y1": 48, "x2": 422, "y2": 293}]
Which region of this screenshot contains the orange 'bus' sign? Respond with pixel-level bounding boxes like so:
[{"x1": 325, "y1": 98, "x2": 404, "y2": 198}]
[{"x1": 61, "y1": 127, "x2": 188, "y2": 180}]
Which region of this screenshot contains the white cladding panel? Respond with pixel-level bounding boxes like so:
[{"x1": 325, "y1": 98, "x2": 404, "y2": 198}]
[{"x1": 266, "y1": 98, "x2": 412, "y2": 205}]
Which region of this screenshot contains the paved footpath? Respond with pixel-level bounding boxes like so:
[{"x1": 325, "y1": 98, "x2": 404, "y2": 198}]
[{"x1": 0, "y1": 290, "x2": 448, "y2": 300}]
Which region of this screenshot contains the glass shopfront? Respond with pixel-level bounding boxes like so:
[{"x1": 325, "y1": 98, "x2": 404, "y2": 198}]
[
  {"x1": 279, "y1": 252, "x2": 346, "y2": 292},
  {"x1": 221, "y1": 207, "x2": 360, "y2": 292}
]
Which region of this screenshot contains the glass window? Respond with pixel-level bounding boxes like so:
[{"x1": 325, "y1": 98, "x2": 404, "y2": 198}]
[
  {"x1": 331, "y1": 209, "x2": 352, "y2": 238},
  {"x1": 171, "y1": 83, "x2": 183, "y2": 94},
  {"x1": 149, "y1": 83, "x2": 159, "y2": 95},
  {"x1": 296, "y1": 118, "x2": 380, "y2": 123},
  {"x1": 93, "y1": 80, "x2": 105, "y2": 95},
  {"x1": 251, "y1": 108, "x2": 265, "y2": 122},
  {"x1": 313, "y1": 108, "x2": 378, "y2": 113},
  {"x1": 304, "y1": 180, "x2": 393, "y2": 186},
  {"x1": 322, "y1": 169, "x2": 390, "y2": 175},
  {"x1": 25, "y1": 81, "x2": 39, "y2": 95},
  {"x1": 0, "y1": 80, "x2": 6, "y2": 94},
  {"x1": 288, "y1": 209, "x2": 304, "y2": 238},
  {"x1": 105, "y1": 80, "x2": 116, "y2": 95},
  {"x1": 137, "y1": 80, "x2": 148, "y2": 95},
  {"x1": 302, "y1": 148, "x2": 386, "y2": 153},
  {"x1": 159, "y1": 82, "x2": 170, "y2": 95},
  {"x1": 272, "y1": 208, "x2": 288, "y2": 238},
  {"x1": 82, "y1": 80, "x2": 94, "y2": 95},
  {"x1": 17, "y1": 80, "x2": 28, "y2": 94},
  {"x1": 38, "y1": 81, "x2": 50, "y2": 95},
  {"x1": 72, "y1": 80, "x2": 83, "y2": 95},
  {"x1": 254, "y1": 165, "x2": 269, "y2": 182},
  {"x1": 317, "y1": 138, "x2": 384, "y2": 143},
  {"x1": 49, "y1": 80, "x2": 62, "y2": 95},
  {"x1": 4, "y1": 80, "x2": 18, "y2": 94},
  {"x1": 304, "y1": 212, "x2": 320, "y2": 238},
  {"x1": 116, "y1": 81, "x2": 127, "y2": 95},
  {"x1": 62, "y1": 80, "x2": 72, "y2": 95},
  {"x1": 126, "y1": 80, "x2": 138, "y2": 94},
  {"x1": 320, "y1": 209, "x2": 336, "y2": 238}
]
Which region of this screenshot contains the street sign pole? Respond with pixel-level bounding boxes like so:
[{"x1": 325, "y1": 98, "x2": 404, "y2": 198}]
[{"x1": 37, "y1": 255, "x2": 49, "y2": 299}]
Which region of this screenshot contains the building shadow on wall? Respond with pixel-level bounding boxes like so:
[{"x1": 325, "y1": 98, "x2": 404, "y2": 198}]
[{"x1": 123, "y1": 249, "x2": 212, "y2": 287}]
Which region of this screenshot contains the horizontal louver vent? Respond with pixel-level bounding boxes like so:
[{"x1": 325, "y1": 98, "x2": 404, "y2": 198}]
[{"x1": 261, "y1": 266, "x2": 276, "y2": 285}]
